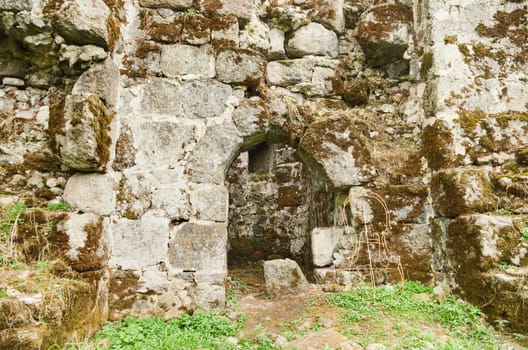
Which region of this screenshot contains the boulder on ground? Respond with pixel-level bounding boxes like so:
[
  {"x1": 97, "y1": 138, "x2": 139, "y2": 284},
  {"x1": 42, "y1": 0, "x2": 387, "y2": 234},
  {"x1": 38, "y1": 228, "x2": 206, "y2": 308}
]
[{"x1": 263, "y1": 258, "x2": 309, "y2": 297}]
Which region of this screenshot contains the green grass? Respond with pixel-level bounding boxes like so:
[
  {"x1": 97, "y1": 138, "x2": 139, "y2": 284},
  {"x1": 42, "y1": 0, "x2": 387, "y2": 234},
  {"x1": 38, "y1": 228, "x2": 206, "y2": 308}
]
[
  {"x1": 327, "y1": 281, "x2": 501, "y2": 349},
  {"x1": 521, "y1": 223, "x2": 528, "y2": 243},
  {"x1": 0, "y1": 203, "x2": 27, "y2": 242},
  {"x1": 46, "y1": 202, "x2": 71, "y2": 212},
  {"x1": 64, "y1": 310, "x2": 278, "y2": 350}
]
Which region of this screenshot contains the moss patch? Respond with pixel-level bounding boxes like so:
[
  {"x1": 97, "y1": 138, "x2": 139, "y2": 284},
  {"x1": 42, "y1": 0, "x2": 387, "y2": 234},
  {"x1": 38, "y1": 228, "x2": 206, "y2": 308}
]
[
  {"x1": 87, "y1": 94, "x2": 114, "y2": 169},
  {"x1": 475, "y1": 9, "x2": 527, "y2": 48}
]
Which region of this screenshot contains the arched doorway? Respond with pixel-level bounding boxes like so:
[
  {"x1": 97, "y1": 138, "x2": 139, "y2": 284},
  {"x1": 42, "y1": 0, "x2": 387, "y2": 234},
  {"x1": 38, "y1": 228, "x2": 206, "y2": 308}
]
[{"x1": 225, "y1": 141, "x2": 335, "y2": 286}]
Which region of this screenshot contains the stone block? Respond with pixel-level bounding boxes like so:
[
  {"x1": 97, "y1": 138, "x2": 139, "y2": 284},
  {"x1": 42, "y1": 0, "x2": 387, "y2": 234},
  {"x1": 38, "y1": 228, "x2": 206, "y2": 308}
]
[
  {"x1": 181, "y1": 79, "x2": 232, "y2": 119},
  {"x1": 311, "y1": 227, "x2": 344, "y2": 267},
  {"x1": 109, "y1": 212, "x2": 171, "y2": 270},
  {"x1": 116, "y1": 168, "x2": 155, "y2": 220},
  {"x1": 189, "y1": 183, "x2": 228, "y2": 222},
  {"x1": 140, "y1": 9, "x2": 184, "y2": 43},
  {"x1": 357, "y1": 3, "x2": 412, "y2": 67},
  {"x1": 151, "y1": 182, "x2": 191, "y2": 220},
  {"x1": 168, "y1": 222, "x2": 227, "y2": 273},
  {"x1": 216, "y1": 48, "x2": 266, "y2": 84},
  {"x1": 266, "y1": 57, "x2": 339, "y2": 96},
  {"x1": 196, "y1": 0, "x2": 253, "y2": 24},
  {"x1": 232, "y1": 97, "x2": 269, "y2": 138},
  {"x1": 141, "y1": 78, "x2": 183, "y2": 115},
  {"x1": 55, "y1": 94, "x2": 115, "y2": 172},
  {"x1": 181, "y1": 15, "x2": 211, "y2": 45},
  {"x1": 72, "y1": 58, "x2": 120, "y2": 110},
  {"x1": 139, "y1": 0, "x2": 192, "y2": 9},
  {"x1": 0, "y1": 0, "x2": 32, "y2": 11},
  {"x1": 263, "y1": 258, "x2": 309, "y2": 297},
  {"x1": 193, "y1": 283, "x2": 226, "y2": 310},
  {"x1": 315, "y1": 0, "x2": 345, "y2": 33},
  {"x1": 267, "y1": 28, "x2": 286, "y2": 60},
  {"x1": 135, "y1": 121, "x2": 195, "y2": 168},
  {"x1": 52, "y1": 0, "x2": 112, "y2": 48},
  {"x1": 211, "y1": 15, "x2": 239, "y2": 49},
  {"x1": 160, "y1": 44, "x2": 215, "y2": 78},
  {"x1": 188, "y1": 122, "x2": 242, "y2": 184},
  {"x1": 64, "y1": 172, "x2": 116, "y2": 216},
  {"x1": 55, "y1": 213, "x2": 108, "y2": 272},
  {"x1": 298, "y1": 113, "x2": 376, "y2": 189},
  {"x1": 348, "y1": 184, "x2": 429, "y2": 225},
  {"x1": 447, "y1": 214, "x2": 520, "y2": 272},
  {"x1": 431, "y1": 168, "x2": 497, "y2": 218},
  {"x1": 286, "y1": 23, "x2": 338, "y2": 58}
]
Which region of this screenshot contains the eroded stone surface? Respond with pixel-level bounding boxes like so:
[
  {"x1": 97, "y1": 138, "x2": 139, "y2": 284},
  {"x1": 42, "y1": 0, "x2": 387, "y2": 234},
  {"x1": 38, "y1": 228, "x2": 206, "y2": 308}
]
[{"x1": 263, "y1": 259, "x2": 309, "y2": 297}]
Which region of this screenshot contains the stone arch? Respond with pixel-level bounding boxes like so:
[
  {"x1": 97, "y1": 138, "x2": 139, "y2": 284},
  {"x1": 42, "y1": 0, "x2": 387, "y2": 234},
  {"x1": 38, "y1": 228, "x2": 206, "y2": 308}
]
[{"x1": 174, "y1": 93, "x2": 381, "y2": 286}]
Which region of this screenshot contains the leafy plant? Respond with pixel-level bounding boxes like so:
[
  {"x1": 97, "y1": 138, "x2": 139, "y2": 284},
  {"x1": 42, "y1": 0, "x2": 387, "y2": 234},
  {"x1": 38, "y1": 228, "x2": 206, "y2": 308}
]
[
  {"x1": 0, "y1": 203, "x2": 27, "y2": 242},
  {"x1": 328, "y1": 281, "x2": 500, "y2": 349},
  {"x1": 520, "y1": 223, "x2": 528, "y2": 243},
  {"x1": 46, "y1": 202, "x2": 70, "y2": 212},
  {"x1": 497, "y1": 208, "x2": 514, "y2": 216}
]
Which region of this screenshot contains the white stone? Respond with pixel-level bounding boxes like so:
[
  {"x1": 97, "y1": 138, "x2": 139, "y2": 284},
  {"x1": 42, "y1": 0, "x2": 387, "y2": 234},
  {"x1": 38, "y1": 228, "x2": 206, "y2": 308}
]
[
  {"x1": 139, "y1": 0, "x2": 192, "y2": 9},
  {"x1": 160, "y1": 45, "x2": 215, "y2": 78},
  {"x1": 311, "y1": 227, "x2": 344, "y2": 267},
  {"x1": 53, "y1": 0, "x2": 111, "y2": 48},
  {"x1": 216, "y1": 49, "x2": 266, "y2": 84},
  {"x1": 287, "y1": 23, "x2": 338, "y2": 58},
  {"x1": 109, "y1": 212, "x2": 171, "y2": 270},
  {"x1": 2, "y1": 77, "x2": 25, "y2": 87},
  {"x1": 263, "y1": 258, "x2": 309, "y2": 297},
  {"x1": 64, "y1": 172, "x2": 116, "y2": 216},
  {"x1": 268, "y1": 28, "x2": 285, "y2": 60},
  {"x1": 188, "y1": 183, "x2": 228, "y2": 222}
]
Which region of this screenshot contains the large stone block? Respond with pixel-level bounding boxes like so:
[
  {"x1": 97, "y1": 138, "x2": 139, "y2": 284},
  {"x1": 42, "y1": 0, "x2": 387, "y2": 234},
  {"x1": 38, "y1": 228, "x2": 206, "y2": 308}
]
[
  {"x1": 181, "y1": 79, "x2": 233, "y2": 119},
  {"x1": 266, "y1": 57, "x2": 339, "y2": 96},
  {"x1": 160, "y1": 44, "x2": 215, "y2": 78},
  {"x1": 196, "y1": 0, "x2": 253, "y2": 24},
  {"x1": 447, "y1": 214, "x2": 520, "y2": 273},
  {"x1": 189, "y1": 183, "x2": 228, "y2": 222},
  {"x1": 54, "y1": 213, "x2": 109, "y2": 272},
  {"x1": 314, "y1": 0, "x2": 345, "y2": 33},
  {"x1": 55, "y1": 94, "x2": 115, "y2": 172},
  {"x1": 151, "y1": 181, "x2": 191, "y2": 220},
  {"x1": 357, "y1": 3, "x2": 412, "y2": 67},
  {"x1": 135, "y1": 121, "x2": 195, "y2": 168},
  {"x1": 116, "y1": 168, "x2": 155, "y2": 220},
  {"x1": 0, "y1": 0, "x2": 32, "y2": 11},
  {"x1": 286, "y1": 23, "x2": 338, "y2": 58},
  {"x1": 188, "y1": 122, "x2": 242, "y2": 184},
  {"x1": 52, "y1": 0, "x2": 112, "y2": 48},
  {"x1": 63, "y1": 172, "x2": 116, "y2": 216},
  {"x1": 109, "y1": 212, "x2": 171, "y2": 270},
  {"x1": 298, "y1": 113, "x2": 377, "y2": 189},
  {"x1": 263, "y1": 258, "x2": 309, "y2": 297},
  {"x1": 72, "y1": 58, "x2": 120, "y2": 110},
  {"x1": 311, "y1": 227, "x2": 344, "y2": 267},
  {"x1": 181, "y1": 14, "x2": 211, "y2": 45},
  {"x1": 139, "y1": 0, "x2": 192, "y2": 9},
  {"x1": 232, "y1": 97, "x2": 269, "y2": 138},
  {"x1": 141, "y1": 78, "x2": 183, "y2": 115},
  {"x1": 216, "y1": 48, "x2": 266, "y2": 84},
  {"x1": 431, "y1": 168, "x2": 497, "y2": 218},
  {"x1": 168, "y1": 222, "x2": 227, "y2": 273},
  {"x1": 211, "y1": 15, "x2": 239, "y2": 49},
  {"x1": 348, "y1": 185, "x2": 429, "y2": 225}
]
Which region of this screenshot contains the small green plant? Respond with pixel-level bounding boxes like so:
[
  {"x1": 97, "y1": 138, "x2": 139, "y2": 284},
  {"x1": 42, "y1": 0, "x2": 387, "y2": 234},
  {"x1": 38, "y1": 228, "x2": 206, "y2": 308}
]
[
  {"x1": 494, "y1": 319, "x2": 509, "y2": 331},
  {"x1": 520, "y1": 222, "x2": 528, "y2": 243},
  {"x1": 35, "y1": 261, "x2": 52, "y2": 272},
  {"x1": 1, "y1": 203, "x2": 27, "y2": 242},
  {"x1": 46, "y1": 202, "x2": 70, "y2": 212},
  {"x1": 0, "y1": 288, "x2": 7, "y2": 298},
  {"x1": 185, "y1": 7, "x2": 199, "y2": 16},
  {"x1": 497, "y1": 208, "x2": 514, "y2": 216}
]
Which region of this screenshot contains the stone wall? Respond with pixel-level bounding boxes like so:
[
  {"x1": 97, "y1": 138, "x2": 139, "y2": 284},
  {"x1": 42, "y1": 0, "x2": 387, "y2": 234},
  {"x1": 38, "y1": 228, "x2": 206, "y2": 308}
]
[{"x1": 0, "y1": 0, "x2": 527, "y2": 340}]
